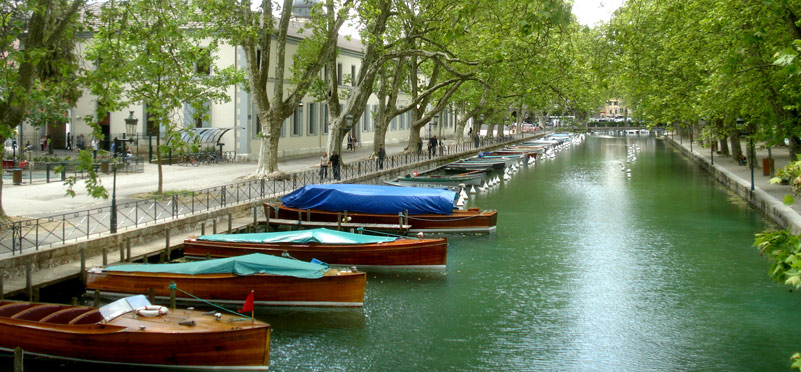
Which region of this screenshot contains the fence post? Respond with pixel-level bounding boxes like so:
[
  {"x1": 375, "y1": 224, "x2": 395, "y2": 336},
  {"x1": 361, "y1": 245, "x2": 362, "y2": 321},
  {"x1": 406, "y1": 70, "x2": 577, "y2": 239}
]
[
  {"x1": 80, "y1": 247, "x2": 86, "y2": 284},
  {"x1": 46, "y1": 163, "x2": 50, "y2": 183},
  {"x1": 213, "y1": 219, "x2": 217, "y2": 234},
  {"x1": 13, "y1": 347, "x2": 22, "y2": 372},
  {"x1": 172, "y1": 194, "x2": 178, "y2": 218},
  {"x1": 25, "y1": 261, "x2": 32, "y2": 301},
  {"x1": 102, "y1": 246, "x2": 107, "y2": 266},
  {"x1": 201, "y1": 222, "x2": 206, "y2": 236},
  {"x1": 221, "y1": 185, "x2": 227, "y2": 207},
  {"x1": 120, "y1": 242, "x2": 125, "y2": 262},
  {"x1": 227, "y1": 213, "x2": 232, "y2": 233},
  {"x1": 164, "y1": 229, "x2": 171, "y2": 262},
  {"x1": 253, "y1": 207, "x2": 258, "y2": 233}
]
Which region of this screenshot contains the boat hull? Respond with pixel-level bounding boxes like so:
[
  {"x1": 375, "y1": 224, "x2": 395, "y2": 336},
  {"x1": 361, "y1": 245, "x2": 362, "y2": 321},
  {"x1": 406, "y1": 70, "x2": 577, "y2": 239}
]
[
  {"x1": 266, "y1": 203, "x2": 497, "y2": 234},
  {"x1": 184, "y1": 237, "x2": 447, "y2": 269},
  {"x1": 86, "y1": 270, "x2": 366, "y2": 307},
  {"x1": 0, "y1": 301, "x2": 270, "y2": 370}
]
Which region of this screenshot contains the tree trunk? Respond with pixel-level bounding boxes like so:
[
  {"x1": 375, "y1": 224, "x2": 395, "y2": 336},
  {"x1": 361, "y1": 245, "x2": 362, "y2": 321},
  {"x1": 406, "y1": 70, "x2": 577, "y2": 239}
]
[
  {"x1": 719, "y1": 137, "x2": 730, "y2": 156},
  {"x1": 730, "y1": 132, "x2": 743, "y2": 161},
  {"x1": 254, "y1": 113, "x2": 282, "y2": 177}
]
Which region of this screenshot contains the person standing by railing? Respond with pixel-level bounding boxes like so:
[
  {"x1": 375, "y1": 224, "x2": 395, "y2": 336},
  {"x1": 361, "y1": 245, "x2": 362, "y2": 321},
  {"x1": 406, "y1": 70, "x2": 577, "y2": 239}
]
[
  {"x1": 319, "y1": 151, "x2": 329, "y2": 179},
  {"x1": 377, "y1": 144, "x2": 386, "y2": 169},
  {"x1": 330, "y1": 151, "x2": 341, "y2": 180}
]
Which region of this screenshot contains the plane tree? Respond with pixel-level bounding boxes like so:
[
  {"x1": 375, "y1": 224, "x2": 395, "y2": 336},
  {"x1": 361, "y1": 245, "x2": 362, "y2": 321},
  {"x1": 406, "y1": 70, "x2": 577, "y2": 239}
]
[{"x1": 0, "y1": 0, "x2": 85, "y2": 220}]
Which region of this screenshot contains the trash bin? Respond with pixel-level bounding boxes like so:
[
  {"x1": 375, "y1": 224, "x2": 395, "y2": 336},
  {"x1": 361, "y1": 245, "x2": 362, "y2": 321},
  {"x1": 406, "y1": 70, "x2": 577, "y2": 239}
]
[
  {"x1": 12, "y1": 168, "x2": 22, "y2": 185},
  {"x1": 762, "y1": 158, "x2": 774, "y2": 176},
  {"x1": 100, "y1": 161, "x2": 109, "y2": 174}
]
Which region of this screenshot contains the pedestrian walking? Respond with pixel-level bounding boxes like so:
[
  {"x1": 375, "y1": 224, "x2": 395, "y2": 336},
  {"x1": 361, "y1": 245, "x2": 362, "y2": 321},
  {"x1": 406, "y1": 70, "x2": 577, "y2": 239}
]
[
  {"x1": 319, "y1": 151, "x2": 329, "y2": 179},
  {"x1": 91, "y1": 138, "x2": 98, "y2": 159},
  {"x1": 377, "y1": 144, "x2": 386, "y2": 170},
  {"x1": 417, "y1": 137, "x2": 423, "y2": 156},
  {"x1": 473, "y1": 133, "x2": 480, "y2": 148},
  {"x1": 330, "y1": 152, "x2": 341, "y2": 180},
  {"x1": 428, "y1": 135, "x2": 438, "y2": 159},
  {"x1": 347, "y1": 134, "x2": 355, "y2": 151},
  {"x1": 111, "y1": 137, "x2": 118, "y2": 157},
  {"x1": 40, "y1": 135, "x2": 46, "y2": 151},
  {"x1": 66, "y1": 132, "x2": 72, "y2": 150}
]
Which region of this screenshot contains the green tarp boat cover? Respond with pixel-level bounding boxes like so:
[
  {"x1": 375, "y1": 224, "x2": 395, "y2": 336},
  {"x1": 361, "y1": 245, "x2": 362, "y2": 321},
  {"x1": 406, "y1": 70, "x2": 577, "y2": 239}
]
[
  {"x1": 104, "y1": 253, "x2": 328, "y2": 279},
  {"x1": 197, "y1": 228, "x2": 398, "y2": 245}
]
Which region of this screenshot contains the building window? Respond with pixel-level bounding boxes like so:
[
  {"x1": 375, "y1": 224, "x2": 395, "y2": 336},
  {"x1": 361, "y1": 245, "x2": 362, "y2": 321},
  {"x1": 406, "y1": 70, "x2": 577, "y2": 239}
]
[
  {"x1": 292, "y1": 106, "x2": 302, "y2": 136},
  {"x1": 196, "y1": 48, "x2": 211, "y2": 75},
  {"x1": 362, "y1": 109, "x2": 369, "y2": 131},
  {"x1": 391, "y1": 115, "x2": 397, "y2": 131},
  {"x1": 322, "y1": 103, "x2": 328, "y2": 134},
  {"x1": 308, "y1": 103, "x2": 317, "y2": 135},
  {"x1": 351, "y1": 65, "x2": 356, "y2": 86},
  {"x1": 337, "y1": 63, "x2": 342, "y2": 85}
]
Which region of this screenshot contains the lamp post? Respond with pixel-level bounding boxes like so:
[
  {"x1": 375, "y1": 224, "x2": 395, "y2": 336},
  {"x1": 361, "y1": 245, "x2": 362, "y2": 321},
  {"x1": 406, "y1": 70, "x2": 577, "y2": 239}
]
[
  {"x1": 736, "y1": 118, "x2": 755, "y2": 192},
  {"x1": 124, "y1": 111, "x2": 138, "y2": 156}
]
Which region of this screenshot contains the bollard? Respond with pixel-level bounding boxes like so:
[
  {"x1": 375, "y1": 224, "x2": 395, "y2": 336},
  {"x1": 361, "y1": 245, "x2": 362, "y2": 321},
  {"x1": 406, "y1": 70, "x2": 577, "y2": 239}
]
[
  {"x1": 228, "y1": 213, "x2": 232, "y2": 233},
  {"x1": 80, "y1": 247, "x2": 86, "y2": 284},
  {"x1": 93, "y1": 289, "x2": 100, "y2": 307},
  {"x1": 169, "y1": 281, "x2": 176, "y2": 310},
  {"x1": 213, "y1": 219, "x2": 217, "y2": 234},
  {"x1": 119, "y1": 242, "x2": 125, "y2": 262},
  {"x1": 102, "y1": 247, "x2": 108, "y2": 266},
  {"x1": 148, "y1": 288, "x2": 155, "y2": 303},
  {"x1": 201, "y1": 222, "x2": 205, "y2": 236},
  {"x1": 165, "y1": 229, "x2": 171, "y2": 261},
  {"x1": 13, "y1": 347, "x2": 23, "y2": 372},
  {"x1": 25, "y1": 261, "x2": 32, "y2": 301},
  {"x1": 126, "y1": 239, "x2": 131, "y2": 262}
]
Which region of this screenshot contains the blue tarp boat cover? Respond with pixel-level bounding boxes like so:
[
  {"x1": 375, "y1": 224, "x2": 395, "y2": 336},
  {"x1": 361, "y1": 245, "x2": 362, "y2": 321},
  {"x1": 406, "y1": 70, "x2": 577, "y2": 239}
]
[
  {"x1": 281, "y1": 184, "x2": 457, "y2": 215},
  {"x1": 104, "y1": 253, "x2": 328, "y2": 279},
  {"x1": 198, "y1": 228, "x2": 398, "y2": 244}
]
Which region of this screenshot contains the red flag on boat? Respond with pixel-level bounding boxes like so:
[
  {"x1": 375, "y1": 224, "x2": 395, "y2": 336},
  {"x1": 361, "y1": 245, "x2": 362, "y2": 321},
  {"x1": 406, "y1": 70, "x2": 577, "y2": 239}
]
[{"x1": 239, "y1": 290, "x2": 254, "y2": 313}]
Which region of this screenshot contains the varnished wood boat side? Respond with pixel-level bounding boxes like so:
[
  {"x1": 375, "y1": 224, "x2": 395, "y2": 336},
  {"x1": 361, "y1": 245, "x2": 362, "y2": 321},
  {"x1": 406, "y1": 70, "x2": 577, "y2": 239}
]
[
  {"x1": 0, "y1": 300, "x2": 270, "y2": 369},
  {"x1": 86, "y1": 270, "x2": 367, "y2": 307},
  {"x1": 183, "y1": 237, "x2": 448, "y2": 267},
  {"x1": 265, "y1": 203, "x2": 497, "y2": 233}
]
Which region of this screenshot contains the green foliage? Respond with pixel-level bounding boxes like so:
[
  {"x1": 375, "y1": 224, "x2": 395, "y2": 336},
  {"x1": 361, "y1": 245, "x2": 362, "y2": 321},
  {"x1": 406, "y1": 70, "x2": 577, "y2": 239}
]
[
  {"x1": 755, "y1": 230, "x2": 801, "y2": 288},
  {"x1": 770, "y1": 155, "x2": 801, "y2": 204}
]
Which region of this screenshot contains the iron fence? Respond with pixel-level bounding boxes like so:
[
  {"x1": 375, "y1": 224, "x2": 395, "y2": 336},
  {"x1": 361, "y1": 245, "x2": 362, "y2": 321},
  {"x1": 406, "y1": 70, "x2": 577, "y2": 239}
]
[{"x1": 0, "y1": 133, "x2": 532, "y2": 255}]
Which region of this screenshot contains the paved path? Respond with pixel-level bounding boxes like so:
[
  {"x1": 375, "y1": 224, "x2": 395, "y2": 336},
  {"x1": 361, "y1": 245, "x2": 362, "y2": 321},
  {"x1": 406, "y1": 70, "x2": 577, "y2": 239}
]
[
  {"x1": 5, "y1": 142, "x2": 411, "y2": 219},
  {"x1": 671, "y1": 134, "x2": 801, "y2": 219}
]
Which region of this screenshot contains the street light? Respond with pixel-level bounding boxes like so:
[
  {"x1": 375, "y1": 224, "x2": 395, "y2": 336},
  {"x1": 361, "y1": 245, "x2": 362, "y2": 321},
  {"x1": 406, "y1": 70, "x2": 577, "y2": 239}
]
[
  {"x1": 736, "y1": 118, "x2": 755, "y2": 192},
  {"x1": 124, "y1": 111, "x2": 138, "y2": 156}
]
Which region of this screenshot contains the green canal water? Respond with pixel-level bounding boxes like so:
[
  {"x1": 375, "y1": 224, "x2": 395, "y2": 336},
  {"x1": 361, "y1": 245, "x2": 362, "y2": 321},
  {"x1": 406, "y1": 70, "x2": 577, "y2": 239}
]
[
  {"x1": 264, "y1": 135, "x2": 801, "y2": 371},
  {"x1": 15, "y1": 135, "x2": 801, "y2": 371}
]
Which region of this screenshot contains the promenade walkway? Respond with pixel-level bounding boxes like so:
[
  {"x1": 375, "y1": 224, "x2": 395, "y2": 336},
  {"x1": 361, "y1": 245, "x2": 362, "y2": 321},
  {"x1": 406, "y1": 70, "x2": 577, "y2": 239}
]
[{"x1": 666, "y1": 133, "x2": 801, "y2": 232}]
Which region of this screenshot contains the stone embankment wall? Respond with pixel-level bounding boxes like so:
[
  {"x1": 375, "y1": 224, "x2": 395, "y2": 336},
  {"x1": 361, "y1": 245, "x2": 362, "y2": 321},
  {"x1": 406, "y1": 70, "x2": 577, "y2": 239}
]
[{"x1": 664, "y1": 137, "x2": 801, "y2": 234}]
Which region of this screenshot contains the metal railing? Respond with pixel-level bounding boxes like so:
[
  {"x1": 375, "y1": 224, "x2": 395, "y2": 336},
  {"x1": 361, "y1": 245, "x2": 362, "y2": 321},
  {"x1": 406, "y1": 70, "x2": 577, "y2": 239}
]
[
  {"x1": 0, "y1": 133, "x2": 536, "y2": 255},
  {"x1": 2, "y1": 157, "x2": 145, "y2": 185}
]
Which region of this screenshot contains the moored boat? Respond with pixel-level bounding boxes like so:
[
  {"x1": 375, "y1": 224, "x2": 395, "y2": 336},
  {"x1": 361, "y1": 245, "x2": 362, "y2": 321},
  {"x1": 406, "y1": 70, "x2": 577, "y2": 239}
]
[
  {"x1": 0, "y1": 295, "x2": 270, "y2": 370},
  {"x1": 390, "y1": 169, "x2": 485, "y2": 187},
  {"x1": 184, "y1": 228, "x2": 447, "y2": 270},
  {"x1": 86, "y1": 253, "x2": 366, "y2": 307},
  {"x1": 267, "y1": 184, "x2": 497, "y2": 233}
]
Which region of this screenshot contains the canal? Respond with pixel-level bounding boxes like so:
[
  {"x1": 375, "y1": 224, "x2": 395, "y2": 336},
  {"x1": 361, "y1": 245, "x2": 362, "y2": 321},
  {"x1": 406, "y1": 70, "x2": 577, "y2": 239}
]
[
  {"x1": 16, "y1": 134, "x2": 801, "y2": 371},
  {"x1": 264, "y1": 135, "x2": 801, "y2": 371}
]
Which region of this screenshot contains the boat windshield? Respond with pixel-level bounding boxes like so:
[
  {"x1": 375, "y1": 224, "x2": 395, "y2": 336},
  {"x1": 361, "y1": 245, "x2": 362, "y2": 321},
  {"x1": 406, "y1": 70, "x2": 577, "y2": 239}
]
[{"x1": 99, "y1": 295, "x2": 152, "y2": 322}]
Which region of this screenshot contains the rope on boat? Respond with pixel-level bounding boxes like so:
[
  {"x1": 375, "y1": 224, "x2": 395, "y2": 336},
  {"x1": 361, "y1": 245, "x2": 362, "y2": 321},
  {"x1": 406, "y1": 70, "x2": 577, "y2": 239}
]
[
  {"x1": 172, "y1": 285, "x2": 253, "y2": 320},
  {"x1": 360, "y1": 228, "x2": 415, "y2": 239}
]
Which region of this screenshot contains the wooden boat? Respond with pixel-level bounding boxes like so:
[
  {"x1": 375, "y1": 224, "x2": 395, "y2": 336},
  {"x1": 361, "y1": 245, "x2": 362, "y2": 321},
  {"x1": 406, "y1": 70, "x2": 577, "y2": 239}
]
[
  {"x1": 270, "y1": 184, "x2": 497, "y2": 234},
  {"x1": 444, "y1": 159, "x2": 506, "y2": 172},
  {"x1": 390, "y1": 169, "x2": 485, "y2": 187},
  {"x1": 86, "y1": 254, "x2": 366, "y2": 307},
  {"x1": 183, "y1": 228, "x2": 447, "y2": 270},
  {"x1": 0, "y1": 295, "x2": 270, "y2": 370}
]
